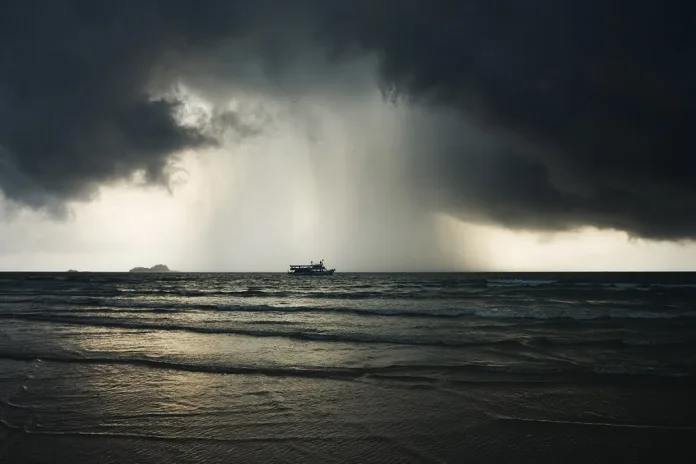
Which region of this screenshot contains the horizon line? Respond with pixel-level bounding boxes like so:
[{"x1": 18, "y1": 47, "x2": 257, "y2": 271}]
[{"x1": 2, "y1": 269, "x2": 696, "y2": 273}]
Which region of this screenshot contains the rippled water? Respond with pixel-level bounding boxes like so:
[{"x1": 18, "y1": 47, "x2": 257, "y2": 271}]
[{"x1": 1, "y1": 272, "x2": 695, "y2": 463}]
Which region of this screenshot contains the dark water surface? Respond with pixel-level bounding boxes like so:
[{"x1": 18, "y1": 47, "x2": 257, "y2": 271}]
[{"x1": 1, "y1": 272, "x2": 695, "y2": 462}]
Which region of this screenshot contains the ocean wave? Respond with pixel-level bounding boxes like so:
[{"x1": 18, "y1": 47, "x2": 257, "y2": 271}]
[
  {"x1": 601, "y1": 283, "x2": 650, "y2": 291},
  {"x1": 482, "y1": 279, "x2": 696, "y2": 293},
  {"x1": 147, "y1": 302, "x2": 696, "y2": 321},
  {"x1": 0, "y1": 312, "x2": 505, "y2": 346},
  {"x1": 3, "y1": 298, "x2": 695, "y2": 322},
  {"x1": 648, "y1": 283, "x2": 696, "y2": 289},
  {"x1": 471, "y1": 308, "x2": 696, "y2": 320},
  {"x1": 214, "y1": 304, "x2": 474, "y2": 318},
  {"x1": 0, "y1": 351, "x2": 692, "y2": 383},
  {"x1": 2, "y1": 313, "x2": 694, "y2": 349},
  {"x1": 5, "y1": 281, "x2": 696, "y2": 307},
  {"x1": 589, "y1": 364, "x2": 692, "y2": 377},
  {"x1": 136, "y1": 289, "x2": 292, "y2": 298},
  {"x1": 486, "y1": 278, "x2": 557, "y2": 287}
]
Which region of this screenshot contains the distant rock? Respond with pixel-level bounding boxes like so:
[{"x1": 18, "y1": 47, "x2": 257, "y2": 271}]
[{"x1": 129, "y1": 264, "x2": 171, "y2": 273}]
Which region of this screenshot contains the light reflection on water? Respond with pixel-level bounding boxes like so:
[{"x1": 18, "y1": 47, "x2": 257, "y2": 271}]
[{"x1": 2, "y1": 272, "x2": 696, "y2": 462}]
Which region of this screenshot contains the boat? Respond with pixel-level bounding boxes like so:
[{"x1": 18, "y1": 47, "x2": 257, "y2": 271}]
[{"x1": 288, "y1": 259, "x2": 335, "y2": 276}]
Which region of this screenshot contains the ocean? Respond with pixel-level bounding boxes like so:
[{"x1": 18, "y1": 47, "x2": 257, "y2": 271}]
[{"x1": 1, "y1": 272, "x2": 695, "y2": 463}]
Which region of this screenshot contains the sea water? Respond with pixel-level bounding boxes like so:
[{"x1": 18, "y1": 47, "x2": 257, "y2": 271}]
[{"x1": 1, "y1": 272, "x2": 695, "y2": 462}]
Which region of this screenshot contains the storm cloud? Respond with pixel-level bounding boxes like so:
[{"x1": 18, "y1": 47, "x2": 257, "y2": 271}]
[
  {"x1": 0, "y1": 0, "x2": 269, "y2": 211},
  {"x1": 1, "y1": 0, "x2": 693, "y2": 239}
]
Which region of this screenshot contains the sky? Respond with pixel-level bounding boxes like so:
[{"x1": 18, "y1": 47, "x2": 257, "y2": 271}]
[{"x1": 0, "y1": 0, "x2": 694, "y2": 271}]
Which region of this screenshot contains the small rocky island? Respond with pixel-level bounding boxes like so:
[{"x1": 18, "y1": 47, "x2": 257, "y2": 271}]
[{"x1": 129, "y1": 264, "x2": 171, "y2": 273}]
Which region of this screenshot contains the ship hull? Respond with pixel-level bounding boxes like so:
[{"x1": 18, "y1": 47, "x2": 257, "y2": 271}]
[{"x1": 288, "y1": 269, "x2": 335, "y2": 276}]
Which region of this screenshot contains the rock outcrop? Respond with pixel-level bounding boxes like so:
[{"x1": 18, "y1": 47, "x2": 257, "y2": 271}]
[{"x1": 129, "y1": 264, "x2": 171, "y2": 272}]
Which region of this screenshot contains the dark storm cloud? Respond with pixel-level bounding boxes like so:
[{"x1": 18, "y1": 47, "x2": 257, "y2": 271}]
[
  {"x1": 323, "y1": 0, "x2": 695, "y2": 239},
  {"x1": 0, "y1": 0, "x2": 270, "y2": 211},
  {"x1": 1, "y1": 0, "x2": 693, "y2": 239},
  {"x1": 405, "y1": 111, "x2": 696, "y2": 240}
]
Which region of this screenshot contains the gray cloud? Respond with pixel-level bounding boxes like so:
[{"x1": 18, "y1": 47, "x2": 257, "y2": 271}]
[
  {"x1": 0, "y1": 1, "x2": 264, "y2": 211},
  {"x1": 324, "y1": 0, "x2": 695, "y2": 239},
  {"x1": 1, "y1": 0, "x2": 693, "y2": 239}
]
